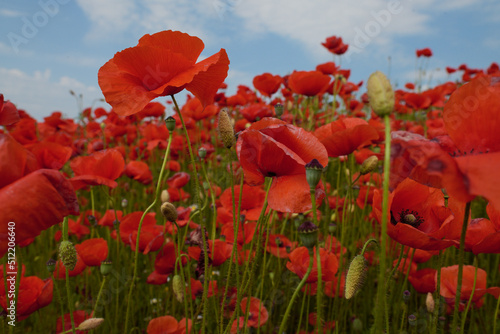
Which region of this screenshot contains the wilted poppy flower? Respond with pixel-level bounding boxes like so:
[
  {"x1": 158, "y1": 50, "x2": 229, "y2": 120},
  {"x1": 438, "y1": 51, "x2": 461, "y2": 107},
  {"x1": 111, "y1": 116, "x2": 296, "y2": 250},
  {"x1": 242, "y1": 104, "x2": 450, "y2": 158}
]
[
  {"x1": 314, "y1": 117, "x2": 379, "y2": 157},
  {"x1": 0, "y1": 94, "x2": 20, "y2": 126},
  {"x1": 75, "y1": 238, "x2": 109, "y2": 267},
  {"x1": 390, "y1": 75, "x2": 500, "y2": 210},
  {"x1": 236, "y1": 118, "x2": 328, "y2": 213},
  {"x1": 286, "y1": 246, "x2": 338, "y2": 283},
  {"x1": 438, "y1": 265, "x2": 500, "y2": 310},
  {"x1": 98, "y1": 30, "x2": 230, "y2": 116},
  {"x1": 70, "y1": 148, "x2": 125, "y2": 190},
  {"x1": 253, "y1": 73, "x2": 282, "y2": 97},
  {"x1": 230, "y1": 297, "x2": 268, "y2": 333},
  {"x1": 416, "y1": 48, "x2": 433, "y2": 57},
  {"x1": 0, "y1": 276, "x2": 53, "y2": 320},
  {"x1": 288, "y1": 71, "x2": 330, "y2": 97},
  {"x1": 124, "y1": 160, "x2": 152, "y2": 184},
  {"x1": 322, "y1": 36, "x2": 349, "y2": 55},
  {"x1": 147, "y1": 315, "x2": 192, "y2": 334},
  {"x1": 372, "y1": 178, "x2": 461, "y2": 251},
  {"x1": 120, "y1": 212, "x2": 164, "y2": 254}
]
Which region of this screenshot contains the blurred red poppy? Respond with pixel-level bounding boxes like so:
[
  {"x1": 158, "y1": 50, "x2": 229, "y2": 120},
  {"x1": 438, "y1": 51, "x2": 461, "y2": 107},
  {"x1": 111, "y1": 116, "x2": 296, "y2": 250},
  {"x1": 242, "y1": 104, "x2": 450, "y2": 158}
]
[
  {"x1": 75, "y1": 238, "x2": 109, "y2": 267},
  {"x1": 439, "y1": 265, "x2": 500, "y2": 310},
  {"x1": 0, "y1": 94, "x2": 20, "y2": 126},
  {"x1": 314, "y1": 117, "x2": 379, "y2": 157},
  {"x1": 155, "y1": 242, "x2": 186, "y2": 275},
  {"x1": 125, "y1": 160, "x2": 153, "y2": 184},
  {"x1": 288, "y1": 71, "x2": 330, "y2": 96},
  {"x1": 218, "y1": 184, "x2": 266, "y2": 223},
  {"x1": 147, "y1": 315, "x2": 192, "y2": 334},
  {"x1": 463, "y1": 203, "x2": 500, "y2": 254},
  {"x1": 56, "y1": 310, "x2": 91, "y2": 334},
  {"x1": 188, "y1": 239, "x2": 232, "y2": 266},
  {"x1": 230, "y1": 297, "x2": 268, "y2": 333},
  {"x1": 0, "y1": 275, "x2": 53, "y2": 320},
  {"x1": 286, "y1": 246, "x2": 338, "y2": 283},
  {"x1": 98, "y1": 30, "x2": 230, "y2": 116},
  {"x1": 373, "y1": 178, "x2": 461, "y2": 251},
  {"x1": 322, "y1": 36, "x2": 349, "y2": 55},
  {"x1": 167, "y1": 172, "x2": 190, "y2": 188},
  {"x1": 416, "y1": 48, "x2": 433, "y2": 57},
  {"x1": 253, "y1": 73, "x2": 282, "y2": 97},
  {"x1": 70, "y1": 148, "x2": 125, "y2": 190},
  {"x1": 236, "y1": 118, "x2": 328, "y2": 213},
  {"x1": 54, "y1": 253, "x2": 87, "y2": 279},
  {"x1": 408, "y1": 268, "x2": 436, "y2": 294},
  {"x1": 391, "y1": 75, "x2": 500, "y2": 210},
  {"x1": 25, "y1": 140, "x2": 72, "y2": 170},
  {"x1": 120, "y1": 212, "x2": 164, "y2": 254},
  {"x1": 240, "y1": 103, "x2": 274, "y2": 122}
]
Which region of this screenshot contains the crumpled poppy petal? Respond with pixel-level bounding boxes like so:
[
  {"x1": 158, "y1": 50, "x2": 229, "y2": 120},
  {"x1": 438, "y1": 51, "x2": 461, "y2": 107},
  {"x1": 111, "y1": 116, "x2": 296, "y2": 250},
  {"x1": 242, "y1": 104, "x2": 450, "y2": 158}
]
[
  {"x1": 0, "y1": 133, "x2": 38, "y2": 189},
  {"x1": 268, "y1": 175, "x2": 324, "y2": 213}
]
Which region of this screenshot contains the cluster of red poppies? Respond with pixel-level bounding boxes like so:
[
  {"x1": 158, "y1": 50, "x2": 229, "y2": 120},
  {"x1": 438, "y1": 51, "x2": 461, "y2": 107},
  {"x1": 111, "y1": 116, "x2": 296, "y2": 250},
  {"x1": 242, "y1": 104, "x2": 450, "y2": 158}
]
[{"x1": 1, "y1": 30, "x2": 500, "y2": 333}]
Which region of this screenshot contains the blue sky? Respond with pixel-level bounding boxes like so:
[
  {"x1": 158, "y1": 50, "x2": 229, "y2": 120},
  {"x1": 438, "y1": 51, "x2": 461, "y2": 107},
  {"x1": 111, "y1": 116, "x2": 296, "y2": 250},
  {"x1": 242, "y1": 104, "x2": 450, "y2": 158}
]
[{"x1": 1, "y1": 0, "x2": 499, "y2": 120}]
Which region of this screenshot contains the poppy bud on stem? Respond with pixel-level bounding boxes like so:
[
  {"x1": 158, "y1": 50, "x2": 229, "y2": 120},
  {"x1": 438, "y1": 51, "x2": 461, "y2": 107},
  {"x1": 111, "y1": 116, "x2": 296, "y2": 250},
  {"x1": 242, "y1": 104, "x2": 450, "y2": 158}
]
[
  {"x1": 217, "y1": 108, "x2": 235, "y2": 149},
  {"x1": 367, "y1": 71, "x2": 394, "y2": 117}
]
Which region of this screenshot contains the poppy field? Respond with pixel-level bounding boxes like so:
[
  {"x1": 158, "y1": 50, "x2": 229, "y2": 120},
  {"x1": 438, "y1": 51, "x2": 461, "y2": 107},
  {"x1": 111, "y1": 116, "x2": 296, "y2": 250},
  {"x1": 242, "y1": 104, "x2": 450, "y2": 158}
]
[{"x1": 2, "y1": 30, "x2": 500, "y2": 333}]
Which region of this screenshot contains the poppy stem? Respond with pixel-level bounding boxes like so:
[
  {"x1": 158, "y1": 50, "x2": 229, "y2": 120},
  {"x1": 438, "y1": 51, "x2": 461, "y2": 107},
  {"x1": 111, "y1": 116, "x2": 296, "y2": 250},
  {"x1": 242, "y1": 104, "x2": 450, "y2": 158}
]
[
  {"x1": 124, "y1": 130, "x2": 173, "y2": 333},
  {"x1": 61, "y1": 216, "x2": 76, "y2": 334},
  {"x1": 277, "y1": 248, "x2": 314, "y2": 334},
  {"x1": 91, "y1": 276, "x2": 107, "y2": 317},
  {"x1": 431, "y1": 250, "x2": 443, "y2": 334},
  {"x1": 310, "y1": 188, "x2": 322, "y2": 333},
  {"x1": 460, "y1": 256, "x2": 478, "y2": 333},
  {"x1": 451, "y1": 201, "x2": 471, "y2": 332},
  {"x1": 373, "y1": 114, "x2": 391, "y2": 333}
]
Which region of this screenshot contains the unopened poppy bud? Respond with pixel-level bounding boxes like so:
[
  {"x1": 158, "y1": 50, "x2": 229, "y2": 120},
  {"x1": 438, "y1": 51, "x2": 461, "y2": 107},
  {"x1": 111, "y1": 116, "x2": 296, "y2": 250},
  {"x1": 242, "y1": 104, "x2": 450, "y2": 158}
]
[
  {"x1": 76, "y1": 318, "x2": 105, "y2": 330},
  {"x1": 59, "y1": 241, "x2": 77, "y2": 271},
  {"x1": 161, "y1": 189, "x2": 170, "y2": 203},
  {"x1": 297, "y1": 221, "x2": 319, "y2": 250},
  {"x1": 217, "y1": 108, "x2": 235, "y2": 149},
  {"x1": 161, "y1": 202, "x2": 178, "y2": 222},
  {"x1": 352, "y1": 318, "x2": 363, "y2": 332},
  {"x1": 345, "y1": 255, "x2": 368, "y2": 299},
  {"x1": 426, "y1": 292, "x2": 435, "y2": 313},
  {"x1": 172, "y1": 274, "x2": 184, "y2": 303},
  {"x1": 100, "y1": 260, "x2": 112, "y2": 276},
  {"x1": 46, "y1": 258, "x2": 56, "y2": 273},
  {"x1": 367, "y1": 71, "x2": 394, "y2": 116},
  {"x1": 305, "y1": 159, "x2": 324, "y2": 190},
  {"x1": 100, "y1": 122, "x2": 106, "y2": 130},
  {"x1": 198, "y1": 147, "x2": 207, "y2": 159},
  {"x1": 165, "y1": 116, "x2": 176, "y2": 132},
  {"x1": 360, "y1": 156, "x2": 378, "y2": 175},
  {"x1": 274, "y1": 103, "x2": 284, "y2": 118}
]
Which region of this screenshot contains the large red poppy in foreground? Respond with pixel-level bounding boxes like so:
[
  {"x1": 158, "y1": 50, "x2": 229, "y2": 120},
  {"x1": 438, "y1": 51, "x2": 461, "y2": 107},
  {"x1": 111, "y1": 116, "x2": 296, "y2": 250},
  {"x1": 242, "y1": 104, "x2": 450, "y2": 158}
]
[
  {"x1": 98, "y1": 30, "x2": 230, "y2": 116},
  {"x1": 391, "y1": 75, "x2": 500, "y2": 210},
  {"x1": 236, "y1": 118, "x2": 328, "y2": 212}
]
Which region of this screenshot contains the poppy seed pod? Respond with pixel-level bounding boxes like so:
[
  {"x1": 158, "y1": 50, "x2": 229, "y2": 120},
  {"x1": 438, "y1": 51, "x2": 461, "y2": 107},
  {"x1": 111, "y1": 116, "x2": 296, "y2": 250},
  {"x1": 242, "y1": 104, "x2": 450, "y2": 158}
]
[
  {"x1": 274, "y1": 103, "x2": 284, "y2": 118},
  {"x1": 297, "y1": 221, "x2": 319, "y2": 250},
  {"x1": 217, "y1": 108, "x2": 235, "y2": 149},
  {"x1": 161, "y1": 201, "x2": 178, "y2": 222},
  {"x1": 360, "y1": 155, "x2": 378, "y2": 175},
  {"x1": 165, "y1": 116, "x2": 176, "y2": 132},
  {"x1": 77, "y1": 318, "x2": 105, "y2": 330},
  {"x1": 59, "y1": 241, "x2": 78, "y2": 271},
  {"x1": 100, "y1": 259, "x2": 112, "y2": 276},
  {"x1": 305, "y1": 159, "x2": 324, "y2": 190},
  {"x1": 46, "y1": 258, "x2": 57, "y2": 273},
  {"x1": 367, "y1": 71, "x2": 394, "y2": 116},
  {"x1": 345, "y1": 255, "x2": 368, "y2": 299}
]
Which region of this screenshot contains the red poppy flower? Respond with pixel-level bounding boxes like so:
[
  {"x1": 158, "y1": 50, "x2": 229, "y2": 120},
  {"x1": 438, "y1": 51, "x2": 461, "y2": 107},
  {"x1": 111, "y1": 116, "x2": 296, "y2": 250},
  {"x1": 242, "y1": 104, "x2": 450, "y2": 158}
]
[
  {"x1": 240, "y1": 103, "x2": 274, "y2": 122},
  {"x1": 125, "y1": 160, "x2": 153, "y2": 184},
  {"x1": 147, "y1": 270, "x2": 169, "y2": 285},
  {"x1": 373, "y1": 178, "x2": 462, "y2": 251},
  {"x1": 438, "y1": 265, "x2": 500, "y2": 310},
  {"x1": 98, "y1": 30, "x2": 230, "y2": 116},
  {"x1": 167, "y1": 172, "x2": 190, "y2": 188},
  {"x1": 120, "y1": 212, "x2": 164, "y2": 254},
  {"x1": 181, "y1": 96, "x2": 218, "y2": 121},
  {"x1": 0, "y1": 168, "x2": 79, "y2": 257},
  {"x1": 322, "y1": 36, "x2": 349, "y2": 55},
  {"x1": 236, "y1": 118, "x2": 328, "y2": 213},
  {"x1": 75, "y1": 238, "x2": 109, "y2": 266},
  {"x1": 463, "y1": 203, "x2": 500, "y2": 254},
  {"x1": 188, "y1": 239, "x2": 232, "y2": 266},
  {"x1": 56, "y1": 310, "x2": 91, "y2": 334},
  {"x1": 25, "y1": 141, "x2": 72, "y2": 170},
  {"x1": 266, "y1": 234, "x2": 294, "y2": 258},
  {"x1": 98, "y1": 209, "x2": 123, "y2": 228},
  {"x1": 147, "y1": 316, "x2": 192, "y2": 334},
  {"x1": 54, "y1": 253, "x2": 87, "y2": 279},
  {"x1": 416, "y1": 48, "x2": 433, "y2": 57},
  {"x1": 253, "y1": 73, "x2": 283, "y2": 97},
  {"x1": 0, "y1": 133, "x2": 38, "y2": 189},
  {"x1": 0, "y1": 94, "x2": 20, "y2": 126},
  {"x1": 219, "y1": 184, "x2": 266, "y2": 223},
  {"x1": 230, "y1": 297, "x2": 268, "y2": 333},
  {"x1": 404, "y1": 92, "x2": 432, "y2": 110},
  {"x1": 288, "y1": 71, "x2": 330, "y2": 97},
  {"x1": 390, "y1": 75, "x2": 500, "y2": 210},
  {"x1": 221, "y1": 222, "x2": 257, "y2": 246},
  {"x1": 155, "y1": 242, "x2": 186, "y2": 275},
  {"x1": 314, "y1": 117, "x2": 379, "y2": 157},
  {"x1": 316, "y1": 62, "x2": 339, "y2": 75},
  {"x1": 286, "y1": 246, "x2": 338, "y2": 283},
  {"x1": 70, "y1": 148, "x2": 125, "y2": 190},
  {"x1": 0, "y1": 276, "x2": 53, "y2": 320}
]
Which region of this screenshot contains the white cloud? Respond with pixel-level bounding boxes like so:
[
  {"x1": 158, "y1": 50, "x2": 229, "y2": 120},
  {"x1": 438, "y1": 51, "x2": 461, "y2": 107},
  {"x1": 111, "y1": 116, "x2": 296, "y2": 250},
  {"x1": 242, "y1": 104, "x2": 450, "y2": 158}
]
[
  {"x1": 0, "y1": 8, "x2": 25, "y2": 18},
  {"x1": 0, "y1": 67, "x2": 105, "y2": 120}
]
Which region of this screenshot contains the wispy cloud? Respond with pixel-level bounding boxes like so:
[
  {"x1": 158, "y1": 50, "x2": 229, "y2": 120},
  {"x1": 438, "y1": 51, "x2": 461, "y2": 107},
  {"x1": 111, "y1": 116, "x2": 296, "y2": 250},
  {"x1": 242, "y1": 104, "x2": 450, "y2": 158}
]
[{"x1": 0, "y1": 8, "x2": 25, "y2": 18}]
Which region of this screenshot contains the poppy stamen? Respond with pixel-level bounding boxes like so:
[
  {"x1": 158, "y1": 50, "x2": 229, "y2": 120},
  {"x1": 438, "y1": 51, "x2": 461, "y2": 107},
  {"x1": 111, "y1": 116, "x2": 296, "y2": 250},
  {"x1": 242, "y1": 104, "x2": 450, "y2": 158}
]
[{"x1": 397, "y1": 208, "x2": 424, "y2": 228}]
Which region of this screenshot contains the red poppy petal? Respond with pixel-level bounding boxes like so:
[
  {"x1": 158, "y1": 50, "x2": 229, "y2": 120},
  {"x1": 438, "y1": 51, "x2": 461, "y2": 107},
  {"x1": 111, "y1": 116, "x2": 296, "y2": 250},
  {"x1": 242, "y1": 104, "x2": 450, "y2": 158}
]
[
  {"x1": 0, "y1": 98, "x2": 20, "y2": 126},
  {"x1": 0, "y1": 133, "x2": 38, "y2": 189},
  {"x1": 138, "y1": 30, "x2": 204, "y2": 63},
  {"x1": 147, "y1": 315, "x2": 179, "y2": 334},
  {"x1": 268, "y1": 174, "x2": 324, "y2": 213},
  {"x1": 75, "y1": 238, "x2": 109, "y2": 266},
  {"x1": 0, "y1": 169, "x2": 78, "y2": 257}
]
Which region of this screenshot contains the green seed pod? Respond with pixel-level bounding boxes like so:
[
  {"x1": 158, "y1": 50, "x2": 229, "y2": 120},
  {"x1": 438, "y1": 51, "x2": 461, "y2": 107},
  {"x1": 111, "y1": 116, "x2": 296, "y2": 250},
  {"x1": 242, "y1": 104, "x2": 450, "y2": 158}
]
[
  {"x1": 59, "y1": 241, "x2": 78, "y2": 271},
  {"x1": 217, "y1": 108, "x2": 235, "y2": 149},
  {"x1": 297, "y1": 221, "x2": 319, "y2": 250},
  {"x1": 305, "y1": 159, "x2": 325, "y2": 190},
  {"x1": 366, "y1": 71, "x2": 394, "y2": 117},
  {"x1": 172, "y1": 274, "x2": 184, "y2": 303},
  {"x1": 274, "y1": 103, "x2": 284, "y2": 118},
  {"x1": 345, "y1": 255, "x2": 368, "y2": 299},
  {"x1": 100, "y1": 260, "x2": 112, "y2": 276},
  {"x1": 46, "y1": 258, "x2": 57, "y2": 273},
  {"x1": 165, "y1": 116, "x2": 176, "y2": 132}
]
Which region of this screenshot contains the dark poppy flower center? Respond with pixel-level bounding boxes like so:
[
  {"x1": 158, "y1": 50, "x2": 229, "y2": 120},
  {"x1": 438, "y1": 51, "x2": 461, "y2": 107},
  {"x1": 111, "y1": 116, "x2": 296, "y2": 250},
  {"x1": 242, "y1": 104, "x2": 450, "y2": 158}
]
[
  {"x1": 267, "y1": 172, "x2": 277, "y2": 177},
  {"x1": 394, "y1": 208, "x2": 424, "y2": 228}
]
